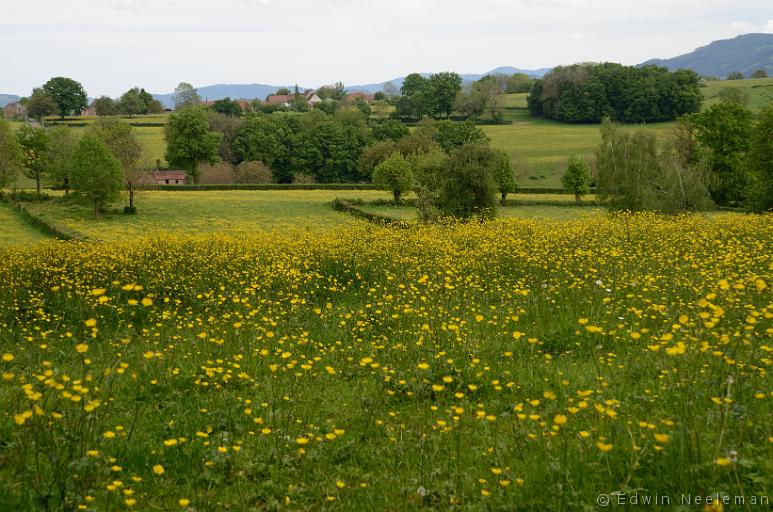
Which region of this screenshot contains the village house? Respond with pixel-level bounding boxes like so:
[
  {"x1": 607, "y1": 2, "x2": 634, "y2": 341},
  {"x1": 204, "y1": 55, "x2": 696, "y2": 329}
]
[
  {"x1": 344, "y1": 92, "x2": 375, "y2": 104},
  {"x1": 3, "y1": 102, "x2": 27, "y2": 120},
  {"x1": 265, "y1": 90, "x2": 322, "y2": 108}
]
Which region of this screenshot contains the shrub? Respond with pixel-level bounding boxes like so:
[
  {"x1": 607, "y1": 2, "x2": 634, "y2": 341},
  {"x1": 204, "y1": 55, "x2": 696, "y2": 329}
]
[
  {"x1": 436, "y1": 144, "x2": 499, "y2": 218},
  {"x1": 234, "y1": 161, "x2": 273, "y2": 184},
  {"x1": 199, "y1": 162, "x2": 235, "y2": 184},
  {"x1": 372, "y1": 152, "x2": 414, "y2": 203},
  {"x1": 561, "y1": 155, "x2": 591, "y2": 203},
  {"x1": 492, "y1": 149, "x2": 517, "y2": 203}
]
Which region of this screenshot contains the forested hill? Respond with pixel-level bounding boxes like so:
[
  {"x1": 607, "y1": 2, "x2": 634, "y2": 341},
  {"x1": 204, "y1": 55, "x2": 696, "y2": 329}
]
[{"x1": 641, "y1": 33, "x2": 773, "y2": 78}]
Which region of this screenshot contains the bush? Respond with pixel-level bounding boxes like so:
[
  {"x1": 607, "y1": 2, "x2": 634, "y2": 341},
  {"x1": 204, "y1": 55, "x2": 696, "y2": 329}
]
[
  {"x1": 234, "y1": 161, "x2": 273, "y2": 184},
  {"x1": 293, "y1": 173, "x2": 316, "y2": 184},
  {"x1": 199, "y1": 162, "x2": 235, "y2": 184},
  {"x1": 436, "y1": 144, "x2": 499, "y2": 218},
  {"x1": 561, "y1": 155, "x2": 591, "y2": 203},
  {"x1": 372, "y1": 152, "x2": 414, "y2": 203}
]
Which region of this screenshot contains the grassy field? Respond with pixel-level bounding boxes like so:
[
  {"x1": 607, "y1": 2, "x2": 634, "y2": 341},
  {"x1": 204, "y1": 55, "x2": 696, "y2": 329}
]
[
  {"x1": 0, "y1": 201, "x2": 49, "y2": 247},
  {"x1": 1, "y1": 213, "x2": 771, "y2": 510},
  {"x1": 482, "y1": 121, "x2": 675, "y2": 187},
  {"x1": 701, "y1": 77, "x2": 773, "y2": 112},
  {"x1": 20, "y1": 190, "x2": 394, "y2": 242}
]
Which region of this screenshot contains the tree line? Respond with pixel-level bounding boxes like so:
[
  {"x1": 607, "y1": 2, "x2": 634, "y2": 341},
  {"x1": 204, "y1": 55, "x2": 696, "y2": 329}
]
[
  {"x1": 528, "y1": 63, "x2": 703, "y2": 124},
  {"x1": 566, "y1": 101, "x2": 773, "y2": 213}
]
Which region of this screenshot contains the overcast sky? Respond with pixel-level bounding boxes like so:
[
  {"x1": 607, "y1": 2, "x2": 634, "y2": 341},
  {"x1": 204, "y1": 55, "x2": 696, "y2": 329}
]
[{"x1": 2, "y1": 0, "x2": 771, "y2": 97}]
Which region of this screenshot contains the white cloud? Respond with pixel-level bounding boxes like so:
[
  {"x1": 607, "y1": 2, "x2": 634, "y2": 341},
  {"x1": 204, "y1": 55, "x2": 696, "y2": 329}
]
[{"x1": 1, "y1": 0, "x2": 771, "y2": 96}]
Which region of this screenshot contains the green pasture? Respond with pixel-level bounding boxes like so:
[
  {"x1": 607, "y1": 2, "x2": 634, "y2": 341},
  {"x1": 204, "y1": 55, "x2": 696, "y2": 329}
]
[
  {"x1": 0, "y1": 201, "x2": 48, "y2": 247},
  {"x1": 20, "y1": 190, "x2": 395, "y2": 242}
]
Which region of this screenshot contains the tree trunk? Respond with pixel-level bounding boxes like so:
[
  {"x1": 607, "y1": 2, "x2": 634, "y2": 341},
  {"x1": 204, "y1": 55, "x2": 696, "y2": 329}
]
[
  {"x1": 393, "y1": 190, "x2": 400, "y2": 204},
  {"x1": 575, "y1": 193, "x2": 581, "y2": 204},
  {"x1": 129, "y1": 183, "x2": 134, "y2": 209},
  {"x1": 35, "y1": 176, "x2": 41, "y2": 198},
  {"x1": 501, "y1": 192, "x2": 507, "y2": 206}
]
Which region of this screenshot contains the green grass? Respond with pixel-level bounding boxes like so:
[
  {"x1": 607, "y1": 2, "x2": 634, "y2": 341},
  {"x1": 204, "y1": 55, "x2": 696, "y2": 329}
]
[
  {"x1": 0, "y1": 202, "x2": 49, "y2": 247},
  {"x1": 359, "y1": 201, "x2": 601, "y2": 222},
  {"x1": 483, "y1": 121, "x2": 675, "y2": 187},
  {"x1": 701, "y1": 77, "x2": 773, "y2": 112},
  {"x1": 20, "y1": 190, "x2": 395, "y2": 241}
]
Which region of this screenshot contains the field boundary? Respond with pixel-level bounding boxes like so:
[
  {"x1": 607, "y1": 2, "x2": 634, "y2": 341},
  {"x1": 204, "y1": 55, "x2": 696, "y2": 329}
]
[
  {"x1": 332, "y1": 198, "x2": 411, "y2": 226},
  {"x1": 0, "y1": 194, "x2": 91, "y2": 242},
  {"x1": 133, "y1": 184, "x2": 586, "y2": 194}
]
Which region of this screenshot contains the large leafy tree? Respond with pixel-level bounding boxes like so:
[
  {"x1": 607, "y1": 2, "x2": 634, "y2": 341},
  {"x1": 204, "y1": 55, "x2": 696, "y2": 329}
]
[
  {"x1": 372, "y1": 151, "x2": 413, "y2": 203},
  {"x1": 88, "y1": 118, "x2": 144, "y2": 210},
  {"x1": 428, "y1": 72, "x2": 462, "y2": 119},
  {"x1": 745, "y1": 104, "x2": 773, "y2": 211},
  {"x1": 173, "y1": 82, "x2": 200, "y2": 109},
  {"x1": 165, "y1": 106, "x2": 220, "y2": 184},
  {"x1": 118, "y1": 88, "x2": 146, "y2": 117},
  {"x1": 94, "y1": 96, "x2": 118, "y2": 116},
  {"x1": 433, "y1": 120, "x2": 489, "y2": 153},
  {"x1": 212, "y1": 97, "x2": 242, "y2": 117},
  {"x1": 42, "y1": 77, "x2": 88, "y2": 119},
  {"x1": 437, "y1": 144, "x2": 499, "y2": 218},
  {"x1": 16, "y1": 125, "x2": 49, "y2": 196},
  {"x1": 690, "y1": 103, "x2": 753, "y2": 204},
  {"x1": 0, "y1": 119, "x2": 23, "y2": 188},
  {"x1": 26, "y1": 88, "x2": 58, "y2": 122},
  {"x1": 138, "y1": 89, "x2": 164, "y2": 113},
  {"x1": 43, "y1": 127, "x2": 79, "y2": 194},
  {"x1": 71, "y1": 133, "x2": 124, "y2": 217}
]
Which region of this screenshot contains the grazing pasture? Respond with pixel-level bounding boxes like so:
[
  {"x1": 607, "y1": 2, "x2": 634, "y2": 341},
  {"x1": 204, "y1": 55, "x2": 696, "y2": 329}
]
[
  {"x1": 19, "y1": 190, "x2": 391, "y2": 241},
  {"x1": 0, "y1": 201, "x2": 48, "y2": 247},
  {"x1": 1, "y1": 213, "x2": 771, "y2": 510}
]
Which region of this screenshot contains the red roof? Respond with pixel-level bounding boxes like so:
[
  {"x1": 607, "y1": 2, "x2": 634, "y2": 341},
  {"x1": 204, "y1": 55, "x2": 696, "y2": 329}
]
[{"x1": 155, "y1": 170, "x2": 188, "y2": 180}]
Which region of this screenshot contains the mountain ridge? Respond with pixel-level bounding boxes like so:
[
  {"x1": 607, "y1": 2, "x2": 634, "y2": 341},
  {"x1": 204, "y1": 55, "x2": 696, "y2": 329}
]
[
  {"x1": 149, "y1": 67, "x2": 551, "y2": 108},
  {"x1": 641, "y1": 33, "x2": 773, "y2": 78}
]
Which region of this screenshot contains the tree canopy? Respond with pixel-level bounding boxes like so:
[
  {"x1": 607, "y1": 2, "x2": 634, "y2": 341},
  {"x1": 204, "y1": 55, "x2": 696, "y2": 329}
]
[
  {"x1": 528, "y1": 63, "x2": 702, "y2": 123},
  {"x1": 42, "y1": 77, "x2": 88, "y2": 119}
]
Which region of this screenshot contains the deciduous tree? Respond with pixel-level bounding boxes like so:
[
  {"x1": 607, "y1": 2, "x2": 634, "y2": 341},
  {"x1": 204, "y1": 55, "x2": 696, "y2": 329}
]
[
  {"x1": 42, "y1": 77, "x2": 88, "y2": 119},
  {"x1": 16, "y1": 125, "x2": 49, "y2": 196},
  {"x1": 561, "y1": 154, "x2": 591, "y2": 203},
  {"x1": 165, "y1": 106, "x2": 220, "y2": 184},
  {"x1": 71, "y1": 133, "x2": 124, "y2": 217},
  {"x1": 26, "y1": 88, "x2": 57, "y2": 122},
  {"x1": 372, "y1": 151, "x2": 413, "y2": 203},
  {"x1": 0, "y1": 119, "x2": 23, "y2": 188}
]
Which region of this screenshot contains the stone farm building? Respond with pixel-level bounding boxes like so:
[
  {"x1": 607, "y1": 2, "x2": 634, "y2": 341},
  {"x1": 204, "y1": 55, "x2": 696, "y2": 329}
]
[{"x1": 142, "y1": 170, "x2": 188, "y2": 185}]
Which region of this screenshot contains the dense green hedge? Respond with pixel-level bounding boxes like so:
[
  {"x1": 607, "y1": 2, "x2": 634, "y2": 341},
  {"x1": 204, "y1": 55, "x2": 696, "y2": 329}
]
[
  {"x1": 142, "y1": 183, "x2": 383, "y2": 191},
  {"x1": 138, "y1": 184, "x2": 585, "y2": 194}
]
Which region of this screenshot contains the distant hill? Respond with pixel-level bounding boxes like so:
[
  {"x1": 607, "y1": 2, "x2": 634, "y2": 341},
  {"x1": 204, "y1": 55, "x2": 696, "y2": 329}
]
[
  {"x1": 347, "y1": 66, "x2": 551, "y2": 94},
  {"x1": 641, "y1": 33, "x2": 773, "y2": 78},
  {"x1": 151, "y1": 67, "x2": 551, "y2": 107},
  {"x1": 153, "y1": 84, "x2": 291, "y2": 109},
  {"x1": 0, "y1": 94, "x2": 21, "y2": 107}
]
